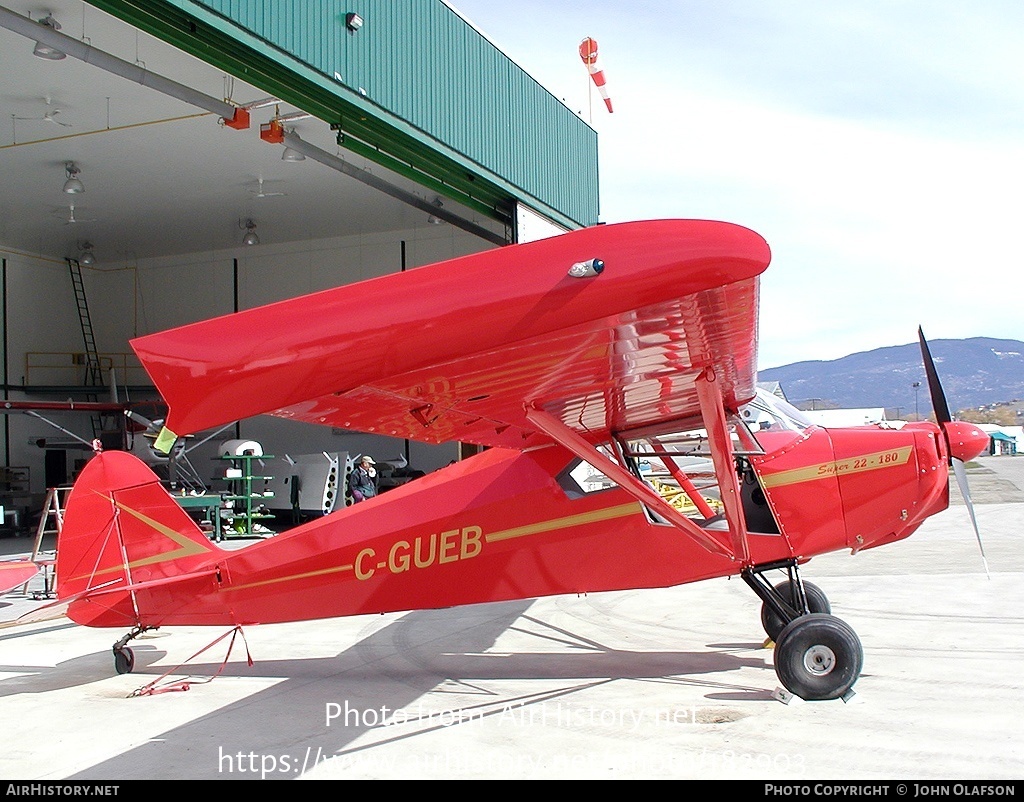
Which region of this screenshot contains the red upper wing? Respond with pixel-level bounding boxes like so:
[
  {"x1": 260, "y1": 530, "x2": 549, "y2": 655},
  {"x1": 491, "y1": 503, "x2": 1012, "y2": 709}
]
[{"x1": 131, "y1": 219, "x2": 770, "y2": 449}]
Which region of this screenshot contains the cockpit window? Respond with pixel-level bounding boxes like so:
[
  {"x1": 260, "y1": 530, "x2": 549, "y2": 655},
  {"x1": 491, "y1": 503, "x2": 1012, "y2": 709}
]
[{"x1": 738, "y1": 389, "x2": 813, "y2": 452}]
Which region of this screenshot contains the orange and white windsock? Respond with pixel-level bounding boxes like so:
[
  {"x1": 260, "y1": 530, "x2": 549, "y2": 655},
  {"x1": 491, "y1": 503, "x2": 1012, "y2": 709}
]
[{"x1": 579, "y1": 37, "x2": 613, "y2": 113}]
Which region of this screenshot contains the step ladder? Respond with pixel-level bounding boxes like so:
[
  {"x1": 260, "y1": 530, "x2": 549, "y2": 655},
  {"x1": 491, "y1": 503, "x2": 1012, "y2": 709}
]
[{"x1": 20, "y1": 486, "x2": 70, "y2": 598}]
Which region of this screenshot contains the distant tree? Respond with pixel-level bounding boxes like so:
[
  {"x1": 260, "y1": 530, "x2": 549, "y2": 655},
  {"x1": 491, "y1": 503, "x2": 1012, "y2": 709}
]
[{"x1": 957, "y1": 406, "x2": 1018, "y2": 425}]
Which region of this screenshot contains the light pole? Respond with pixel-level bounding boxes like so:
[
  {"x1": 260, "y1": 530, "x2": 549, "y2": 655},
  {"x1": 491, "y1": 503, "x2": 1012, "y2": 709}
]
[{"x1": 912, "y1": 381, "x2": 921, "y2": 421}]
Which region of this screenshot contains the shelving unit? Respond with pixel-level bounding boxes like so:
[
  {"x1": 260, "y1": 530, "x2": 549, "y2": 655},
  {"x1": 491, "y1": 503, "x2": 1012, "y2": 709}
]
[
  {"x1": 0, "y1": 466, "x2": 32, "y2": 534},
  {"x1": 173, "y1": 494, "x2": 225, "y2": 541},
  {"x1": 216, "y1": 454, "x2": 276, "y2": 537},
  {"x1": 0, "y1": 466, "x2": 29, "y2": 492}
]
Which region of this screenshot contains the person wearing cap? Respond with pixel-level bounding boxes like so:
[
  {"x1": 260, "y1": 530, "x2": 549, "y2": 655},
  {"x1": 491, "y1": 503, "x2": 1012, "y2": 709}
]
[{"x1": 349, "y1": 455, "x2": 378, "y2": 503}]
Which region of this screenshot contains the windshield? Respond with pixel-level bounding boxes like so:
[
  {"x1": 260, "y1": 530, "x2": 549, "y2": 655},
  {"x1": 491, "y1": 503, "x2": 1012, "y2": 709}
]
[{"x1": 738, "y1": 388, "x2": 813, "y2": 451}]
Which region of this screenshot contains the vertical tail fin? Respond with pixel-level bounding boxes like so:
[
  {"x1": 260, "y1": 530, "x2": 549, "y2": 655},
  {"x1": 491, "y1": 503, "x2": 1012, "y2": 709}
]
[{"x1": 57, "y1": 451, "x2": 220, "y2": 627}]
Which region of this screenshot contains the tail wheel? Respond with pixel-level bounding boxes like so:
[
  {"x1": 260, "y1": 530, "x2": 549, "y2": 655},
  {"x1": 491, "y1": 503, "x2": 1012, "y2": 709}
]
[
  {"x1": 774, "y1": 613, "x2": 862, "y2": 701},
  {"x1": 114, "y1": 647, "x2": 135, "y2": 675},
  {"x1": 761, "y1": 580, "x2": 830, "y2": 642}
]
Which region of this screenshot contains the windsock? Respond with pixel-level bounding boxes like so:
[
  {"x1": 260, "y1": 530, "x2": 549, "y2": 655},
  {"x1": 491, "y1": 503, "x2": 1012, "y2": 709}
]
[{"x1": 579, "y1": 37, "x2": 613, "y2": 113}]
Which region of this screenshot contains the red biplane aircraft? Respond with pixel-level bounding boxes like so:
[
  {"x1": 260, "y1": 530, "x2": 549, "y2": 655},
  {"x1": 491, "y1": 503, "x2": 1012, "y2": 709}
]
[
  {"x1": 50, "y1": 219, "x2": 989, "y2": 701},
  {"x1": 0, "y1": 561, "x2": 42, "y2": 596}
]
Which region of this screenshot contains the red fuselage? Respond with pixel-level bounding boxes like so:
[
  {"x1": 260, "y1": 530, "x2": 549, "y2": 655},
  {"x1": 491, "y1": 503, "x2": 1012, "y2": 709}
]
[{"x1": 60, "y1": 415, "x2": 986, "y2": 630}]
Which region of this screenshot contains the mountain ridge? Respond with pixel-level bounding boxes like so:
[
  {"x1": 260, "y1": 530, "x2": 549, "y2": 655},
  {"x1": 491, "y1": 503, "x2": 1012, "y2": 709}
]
[{"x1": 758, "y1": 336, "x2": 1024, "y2": 416}]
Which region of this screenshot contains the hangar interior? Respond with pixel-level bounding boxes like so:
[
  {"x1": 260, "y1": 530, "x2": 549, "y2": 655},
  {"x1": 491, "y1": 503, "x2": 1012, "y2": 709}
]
[{"x1": 0, "y1": 0, "x2": 598, "y2": 533}]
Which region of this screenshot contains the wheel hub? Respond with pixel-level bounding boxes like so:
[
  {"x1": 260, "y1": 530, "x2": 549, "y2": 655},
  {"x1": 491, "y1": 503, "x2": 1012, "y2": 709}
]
[{"x1": 802, "y1": 644, "x2": 836, "y2": 676}]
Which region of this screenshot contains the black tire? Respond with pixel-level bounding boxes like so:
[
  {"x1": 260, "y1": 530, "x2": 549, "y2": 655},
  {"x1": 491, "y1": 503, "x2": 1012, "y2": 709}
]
[
  {"x1": 114, "y1": 647, "x2": 135, "y2": 675},
  {"x1": 761, "y1": 580, "x2": 830, "y2": 642},
  {"x1": 774, "y1": 613, "x2": 863, "y2": 701}
]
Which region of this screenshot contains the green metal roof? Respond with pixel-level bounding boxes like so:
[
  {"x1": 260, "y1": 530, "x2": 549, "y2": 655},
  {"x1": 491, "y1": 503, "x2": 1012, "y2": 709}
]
[{"x1": 85, "y1": 0, "x2": 600, "y2": 232}]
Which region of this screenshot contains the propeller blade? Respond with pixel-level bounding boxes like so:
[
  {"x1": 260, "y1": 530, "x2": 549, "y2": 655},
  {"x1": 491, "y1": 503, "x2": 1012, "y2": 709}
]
[
  {"x1": 918, "y1": 326, "x2": 951, "y2": 425},
  {"x1": 919, "y1": 327, "x2": 991, "y2": 576},
  {"x1": 951, "y1": 458, "x2": 990, "y2": 579}
]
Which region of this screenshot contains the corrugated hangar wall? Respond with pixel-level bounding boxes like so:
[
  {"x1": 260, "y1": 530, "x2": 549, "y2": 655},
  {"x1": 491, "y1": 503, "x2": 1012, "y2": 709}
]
[{"x1": 87, "y1": 0, "x2": 600, "y2": 231}]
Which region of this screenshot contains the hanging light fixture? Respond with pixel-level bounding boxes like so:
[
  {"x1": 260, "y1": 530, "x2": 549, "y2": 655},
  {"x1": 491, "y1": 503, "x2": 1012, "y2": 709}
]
[
  {"x1": 281, "y1": 130, "x2": 306, "y2": 162},
  {"x1": 427, "y1": 197, "x2": 445, "y2": 225},
  {"x1": 79, "y1": 242, "x2": 96, "y2": 266},
  {"x1": 272, "y1": 121, "x2": 308, "y2": 161},
  {"x1": 32, "y1": 14, "x2": 66, "y2": 60},
  {"x1": 241, "y1": 219, "x2": 260, "y2": 246},
  {"x1": 63, "y1": 162, "x2": 84, "y2": 194}
]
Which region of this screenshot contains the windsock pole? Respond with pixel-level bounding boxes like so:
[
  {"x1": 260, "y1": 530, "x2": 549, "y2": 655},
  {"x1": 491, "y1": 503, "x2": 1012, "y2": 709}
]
[{"x1": 579, "y1": 37, "x2": 613, "y2": 122}]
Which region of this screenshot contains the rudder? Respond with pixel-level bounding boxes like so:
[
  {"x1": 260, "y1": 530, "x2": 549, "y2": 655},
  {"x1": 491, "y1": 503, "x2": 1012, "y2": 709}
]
[{"x1": 57, "y1": 451, "x2": 220, "y2": 627}]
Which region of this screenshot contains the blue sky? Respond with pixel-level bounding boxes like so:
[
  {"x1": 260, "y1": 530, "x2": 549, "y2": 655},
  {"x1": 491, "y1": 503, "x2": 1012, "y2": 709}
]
[{"x1": 446, "y1": 1, "x2": 1024, "y2": 369}]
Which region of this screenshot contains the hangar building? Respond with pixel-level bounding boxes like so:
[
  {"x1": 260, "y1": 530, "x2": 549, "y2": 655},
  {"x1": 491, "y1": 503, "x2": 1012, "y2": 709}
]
[{"x1": 0, "y1": 0, "x2": 599, "y2": 524}]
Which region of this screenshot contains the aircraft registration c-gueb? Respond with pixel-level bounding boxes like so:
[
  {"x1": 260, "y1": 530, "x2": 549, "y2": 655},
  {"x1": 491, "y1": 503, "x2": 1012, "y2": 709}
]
[{"x1": 51, "y1": 219, "x2": 989, "y2": 701}]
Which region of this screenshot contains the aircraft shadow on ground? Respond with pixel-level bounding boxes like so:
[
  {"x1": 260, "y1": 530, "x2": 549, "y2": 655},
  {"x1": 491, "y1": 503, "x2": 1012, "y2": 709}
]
[
  {"x1": 0, "y1": 622, "x2": 116, "y2": 698},
  {"x1": 55, "y1": 600, "x2": 770, "y2": 780},
  {"x1": 0, "y1": 650, "x2": 145, "y2": 697}
]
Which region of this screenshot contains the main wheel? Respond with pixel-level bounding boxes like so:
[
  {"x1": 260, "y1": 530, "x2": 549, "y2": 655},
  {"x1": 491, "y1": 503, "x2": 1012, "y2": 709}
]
[
  {"x1": 114, "y1": 647, "x2": 135, "y2": 675},
  {"x1": 774, "y1": 613, "x2": 862, "y2": 701},
  {"x1": 761, "y1": 580, "x2": 830, "y2": 642}
]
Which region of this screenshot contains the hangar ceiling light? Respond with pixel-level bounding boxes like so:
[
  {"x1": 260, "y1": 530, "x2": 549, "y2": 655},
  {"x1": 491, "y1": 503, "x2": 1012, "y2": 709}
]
[
  {"x1": 241, "y1": 219, "x2": 260, "y2": 246},
  {"x1": 31, "y1": 13, "x2": 65, "y2": 60},
  {"x1": 63, "y1": 162, "x2": 85, "y2": 195}
]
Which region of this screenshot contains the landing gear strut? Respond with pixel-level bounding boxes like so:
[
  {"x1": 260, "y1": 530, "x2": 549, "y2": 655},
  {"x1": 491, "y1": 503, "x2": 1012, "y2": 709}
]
[
  {"x1": 742, "y1": 560, "x2": 863, "y2": 701},
  {"x1": 760, "y1": 579, "x2": 831, "y2": 642},
  {"x1": 112, "y1": 625, "x2": 155, "y2": 675}
]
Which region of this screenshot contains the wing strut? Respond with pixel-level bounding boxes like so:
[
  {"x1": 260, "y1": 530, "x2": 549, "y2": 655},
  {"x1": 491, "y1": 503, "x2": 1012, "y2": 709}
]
[
  {"x1": 694, "y1": 366, "x2": 752, "y2": 564},
  {"x1": 649, "y1": 442, "x2": 718, "y2": 519},
  {"x1": 523, "y1": 406, "x2": 738, "y2": 560}
]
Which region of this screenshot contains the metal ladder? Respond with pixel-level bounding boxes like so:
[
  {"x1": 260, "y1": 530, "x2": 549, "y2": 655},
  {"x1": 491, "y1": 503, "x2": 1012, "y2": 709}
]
[
  {"x1": 67, "y1": 258, "x2": 110, "y2": 439},
  {"x1": 20, "y1": 486, "x2": 69, "y2": 598},
  {"x1": 67, "y1": 258, "x2": 103, "y2": 387}
]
